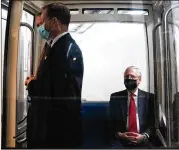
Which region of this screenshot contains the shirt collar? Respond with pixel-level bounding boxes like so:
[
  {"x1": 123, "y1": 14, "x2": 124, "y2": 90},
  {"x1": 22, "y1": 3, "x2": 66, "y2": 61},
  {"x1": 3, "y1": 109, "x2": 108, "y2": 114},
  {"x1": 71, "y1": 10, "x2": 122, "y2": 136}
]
[
  {"x1": 127, "y1": 88, "x2": 138, "y2": 96},
  {"x1": 47, "y1": 39, "x2": 52, "y2": 46},
  {"x1": 51, "y1": 32, "x2": 68, "y2": 47}
]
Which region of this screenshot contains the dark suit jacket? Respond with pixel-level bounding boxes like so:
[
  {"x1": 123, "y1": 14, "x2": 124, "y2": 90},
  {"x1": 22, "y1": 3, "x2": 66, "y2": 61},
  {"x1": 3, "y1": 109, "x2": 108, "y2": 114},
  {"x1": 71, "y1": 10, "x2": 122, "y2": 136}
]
[
  {"x1": 109, "y1": 89, "x2": 155, "y2": 144},
  {"x1": 27, "y1": 33, "x2": 84, "y2": 148}
]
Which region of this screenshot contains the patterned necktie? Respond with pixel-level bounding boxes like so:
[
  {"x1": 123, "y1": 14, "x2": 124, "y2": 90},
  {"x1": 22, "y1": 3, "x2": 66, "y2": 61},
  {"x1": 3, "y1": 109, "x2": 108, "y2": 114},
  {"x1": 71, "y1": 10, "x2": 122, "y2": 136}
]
[{"x1": 128, "y1": 93, "x2": 138, "y2": 133}]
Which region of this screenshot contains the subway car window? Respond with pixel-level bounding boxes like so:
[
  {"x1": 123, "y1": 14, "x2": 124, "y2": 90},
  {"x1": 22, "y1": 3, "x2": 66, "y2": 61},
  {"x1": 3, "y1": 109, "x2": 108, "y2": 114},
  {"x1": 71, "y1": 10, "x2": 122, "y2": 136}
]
[
  {"x1": 2, "y1": 0, "x2": 179, "y2": 149},
  {"x1": 1, "y1": 8, "x2": 7, "y2": 79},
  {"x1": 173, "y1": 9, "x2": 179, "y2": 91},
  {"x1": 16, "y1": 10, "x2": 34, "y2": 131},
  {"x1": 19, "y1": 10, "x2": 34, "y2": 96},
  {"x1": 70, "y1": 22, "x2": 149, "y2": 101},
  {"x1": 1, "y1": 4, "x2": 8, "y2": 137},
  {"x1": 21, "y1": 10, "x2": 34, "y2": 27},
  {"x1": 171, "y1": 7, "x2": 179, "y2": 144}
]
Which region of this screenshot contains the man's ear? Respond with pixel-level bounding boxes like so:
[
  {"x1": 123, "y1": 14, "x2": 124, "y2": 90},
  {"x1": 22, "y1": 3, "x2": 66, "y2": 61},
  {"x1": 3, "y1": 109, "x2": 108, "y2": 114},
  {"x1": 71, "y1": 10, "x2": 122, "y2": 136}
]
[{"x1": 137, "y1": 77, "x2": 141, "y2": 85}]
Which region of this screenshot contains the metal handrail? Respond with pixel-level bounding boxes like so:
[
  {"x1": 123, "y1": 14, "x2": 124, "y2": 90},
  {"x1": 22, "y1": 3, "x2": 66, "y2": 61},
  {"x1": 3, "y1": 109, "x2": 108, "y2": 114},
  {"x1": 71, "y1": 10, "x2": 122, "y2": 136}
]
[
  {"x1": 162, "y1": 4, "x2": 179, "y2": 147},
  {"x1": 17, "y1": 137, "x2": 27, "y2": 144},
  {"x1": 156, "y1": 129, "x2": 167, "y2": 148},
  {"x1": 13, "y1": 130, "x2": 26, "y2": 139},
  {"x1": 152, "y1": 21, "x2": 179, "y2": 148},
  {"x1": 20, "y1": 22, "x2": 35, "y2": 75},
  {"x1": 17, "y1": 115, "x2": 27, "y2": 125},
  {"x1": 18, "y1": 123, "x2": 27, "y2": 130}
]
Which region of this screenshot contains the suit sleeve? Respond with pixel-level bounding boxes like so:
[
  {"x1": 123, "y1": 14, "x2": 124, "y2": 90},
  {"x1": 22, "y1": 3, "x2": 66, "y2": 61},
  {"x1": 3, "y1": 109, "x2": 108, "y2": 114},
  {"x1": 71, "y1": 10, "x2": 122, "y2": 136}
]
[
  {"x1": 67, "y1": 43, "x2": 84, "y2": 91},
  {"x1": 49, "y1": 42, "x2": 84, "y2": 111},
  {"x1": 143, "y1": 93, "x2": 155, "y2": 139},
  {"x1": 27, "y1": 80, "x2": 37, "y2": 97}
]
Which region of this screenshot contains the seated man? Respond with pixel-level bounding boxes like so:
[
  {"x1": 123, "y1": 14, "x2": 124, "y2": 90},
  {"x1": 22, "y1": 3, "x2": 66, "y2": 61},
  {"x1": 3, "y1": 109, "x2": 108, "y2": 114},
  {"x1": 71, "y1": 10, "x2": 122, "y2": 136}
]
[{"x1": 109, "y1": 66, "x2": 155, "y2": 148}]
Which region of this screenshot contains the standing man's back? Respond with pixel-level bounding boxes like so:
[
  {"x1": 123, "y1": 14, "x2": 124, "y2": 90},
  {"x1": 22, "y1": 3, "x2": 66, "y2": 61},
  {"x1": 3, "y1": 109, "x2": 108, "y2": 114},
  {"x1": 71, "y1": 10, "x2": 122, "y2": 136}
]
[{"x1": 26, "y1": 3, "x2": 84, "y2": 148}]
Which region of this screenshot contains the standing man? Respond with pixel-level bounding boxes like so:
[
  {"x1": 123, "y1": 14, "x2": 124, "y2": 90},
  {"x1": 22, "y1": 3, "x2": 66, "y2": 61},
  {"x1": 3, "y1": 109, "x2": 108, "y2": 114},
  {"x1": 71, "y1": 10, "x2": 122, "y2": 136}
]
[
  {"x1": 25, "y1": 3, "x2": 84, "y2": 148},
  {"x1": 109, "y1": 66, "x2": 155, "y2": 148}
]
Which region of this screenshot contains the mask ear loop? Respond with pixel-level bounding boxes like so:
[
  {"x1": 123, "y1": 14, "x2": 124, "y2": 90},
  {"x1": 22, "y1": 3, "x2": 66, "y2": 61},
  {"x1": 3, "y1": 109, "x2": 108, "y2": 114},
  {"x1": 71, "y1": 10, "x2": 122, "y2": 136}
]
[
  {"x1": 52, "y1": 17, "x2": 61, "y2": 32},
  {"x1": 45, "y1": 19, "x2": 54, "y2": 40}
]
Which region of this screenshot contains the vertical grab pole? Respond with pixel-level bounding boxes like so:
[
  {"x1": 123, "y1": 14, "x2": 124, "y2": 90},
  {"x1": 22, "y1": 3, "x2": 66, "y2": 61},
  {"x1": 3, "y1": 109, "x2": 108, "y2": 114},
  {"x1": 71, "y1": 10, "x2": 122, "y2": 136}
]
[
  {"x1": 153, "y1": 22, "x2": 167, "y2": 148},
  {"x1": 162, "y1": 4, "x2": 179, "y2": 147},
  {"x1": 20, "y1": 22, "x2": 35, "y2": 75},
  {"x1": 5, "y1": 0, "x2": 24, "y2": 148},
  {"x1": 152, "y1": 22, "x2": 179, "y2": 147}
]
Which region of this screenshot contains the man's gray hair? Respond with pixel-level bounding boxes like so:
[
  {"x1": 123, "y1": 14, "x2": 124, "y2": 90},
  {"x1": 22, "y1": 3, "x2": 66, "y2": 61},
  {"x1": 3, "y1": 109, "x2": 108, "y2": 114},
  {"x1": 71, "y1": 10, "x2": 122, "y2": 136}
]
[{"x1": 125, "y1": 66, "x2": 142, "y2": 78}]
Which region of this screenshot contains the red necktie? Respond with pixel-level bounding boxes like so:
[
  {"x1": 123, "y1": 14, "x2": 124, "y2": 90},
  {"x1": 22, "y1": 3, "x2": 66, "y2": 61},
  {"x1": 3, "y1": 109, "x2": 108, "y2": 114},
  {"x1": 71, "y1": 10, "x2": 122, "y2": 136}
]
[{"x1": 128, "y1": 93, "x2": 138, "y2": 133}]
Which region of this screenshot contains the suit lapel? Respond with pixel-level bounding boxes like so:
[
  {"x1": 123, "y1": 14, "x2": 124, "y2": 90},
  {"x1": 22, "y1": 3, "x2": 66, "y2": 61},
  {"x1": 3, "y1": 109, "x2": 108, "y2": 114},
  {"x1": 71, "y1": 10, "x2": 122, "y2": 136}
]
[{"x1": 137, "y1": 89, "x2": 146, "y2": 130}]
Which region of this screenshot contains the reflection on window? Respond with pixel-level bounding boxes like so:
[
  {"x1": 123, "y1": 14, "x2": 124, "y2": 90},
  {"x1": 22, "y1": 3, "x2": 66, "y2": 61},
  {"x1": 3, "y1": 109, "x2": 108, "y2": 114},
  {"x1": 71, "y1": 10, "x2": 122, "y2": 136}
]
[
  {"x1": 1, "y1": 8, "x2": 8, "y2": 19},
  {"x1": 70, "y1": 9, "x2": 79, "y2": 15},
  {"x1": 1, "y1": 8, "x2": 8, "y2": 52},
  {"x1": 83, "y1": 8, "x2": 114, "y2": 14},
  {"x1": 70, "y1": 22, "x2": 149, "y2": 101},
  {"x1": 21, "y1": 10, "x2": 34, "y2": 27},
  {"x1": 69, "y1": 23, "x2": 93, "y2": 34},
  {"x1": 175, "y1": 24, "x2": 179, "y2": 90},
  {"x1": 1, "y1": 7, "x2": 8, "y2": 118},
  {"x1": 118, "y1": 9, "x2": 148, "y2": 15},
  {"x1": 17, "y1": 10, "x2": 34, "y2": 118},
  {"x1": 2, "y1": 20, "x2": 7, "y2": 61}
]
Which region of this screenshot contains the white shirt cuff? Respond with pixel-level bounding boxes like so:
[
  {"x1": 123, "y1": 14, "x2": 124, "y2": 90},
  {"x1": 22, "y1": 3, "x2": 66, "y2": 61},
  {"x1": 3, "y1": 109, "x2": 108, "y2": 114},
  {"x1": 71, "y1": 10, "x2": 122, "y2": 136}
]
[{"x1": 143, "y1": 133, "x2": 149, "y2": 138}]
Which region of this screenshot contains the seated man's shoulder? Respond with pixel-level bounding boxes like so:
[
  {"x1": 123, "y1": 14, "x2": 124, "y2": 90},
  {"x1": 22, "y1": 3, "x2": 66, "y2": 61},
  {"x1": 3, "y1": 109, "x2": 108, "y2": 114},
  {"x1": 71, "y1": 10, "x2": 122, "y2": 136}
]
[
  {"x1": 139, "y1": 89, "x2": 154, "y2": 97},
  {"x1": 110, "y1": 90, "x2": 127, "y2": 100}
]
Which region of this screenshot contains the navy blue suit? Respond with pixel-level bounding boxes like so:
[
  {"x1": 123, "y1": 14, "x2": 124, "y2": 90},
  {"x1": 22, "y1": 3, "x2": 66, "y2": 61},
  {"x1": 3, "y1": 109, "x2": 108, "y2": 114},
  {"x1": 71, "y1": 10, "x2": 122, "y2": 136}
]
[
  {"x1": 27, "y1": 33, "x2": 84, "y2": 148},
  {"x1": 109, "y1": 89, "x2": 155, "y2": 148}
]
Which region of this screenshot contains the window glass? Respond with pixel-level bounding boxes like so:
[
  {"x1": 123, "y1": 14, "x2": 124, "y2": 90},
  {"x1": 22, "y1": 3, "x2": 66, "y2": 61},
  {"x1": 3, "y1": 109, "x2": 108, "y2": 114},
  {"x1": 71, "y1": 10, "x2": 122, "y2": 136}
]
[
  {"x1": 166, "y1": 7, "x2": 179, "y2": 142},
  {"x1": 70, "y1": 9, "x2": 79, "y2": 15},
  {"x1": 69, "y1": 22, "x2": 149, "y2": 101},
  {"x1": 21, "y1": 10, "x2": 34, "y2": 27},
  {"x1": 1, "y1": 8, "x2": 8, "y2": 120},
  {"x1": 1, "y1": 8, "x2": 8, "y2": 61},
  {"x1": 17, "y1": 10, "x2": 34, "y2": 121},
  {"x1": 173, "y1": 7, "x2": 179, "y2": 91},
  {"x1": 1, "y1": 8, "x2": 8, "y2": 19},
  {"x1": 175, "y1": 25, "x2": 179, "y2": 90},
  {"x1": 2, "y1": 19, "x2": 7, "y2": 64},
  {"x1": 118, "y1": 9, "x2": 148, "y2": 15},
  {"x1": 83, "y1": 8, "x2": 114, "y2": 14}
]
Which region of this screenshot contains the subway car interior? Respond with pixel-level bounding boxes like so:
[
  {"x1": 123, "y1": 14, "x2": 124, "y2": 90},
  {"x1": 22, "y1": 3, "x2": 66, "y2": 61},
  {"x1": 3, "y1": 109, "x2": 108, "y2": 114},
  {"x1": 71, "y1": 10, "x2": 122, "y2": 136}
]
[{"x1": 1, "y1": 0, "x2": 179, "y2": 148}]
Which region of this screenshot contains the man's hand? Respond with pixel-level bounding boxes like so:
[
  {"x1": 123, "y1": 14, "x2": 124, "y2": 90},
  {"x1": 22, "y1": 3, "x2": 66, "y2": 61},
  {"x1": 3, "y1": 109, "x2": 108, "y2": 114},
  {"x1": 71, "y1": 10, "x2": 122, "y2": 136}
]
[
  {"x1": 25, "y1": 75, "x2": 36, "y2": 86},
  {"x1": 126, "y1": 132, "x2": 146, "y2": 144},
  {"x1": 117, "y1": 132, "x2": 146, "y2": 145},
  {"x1": 118, "y1": 132, "x2": 136, "y2": 141}
]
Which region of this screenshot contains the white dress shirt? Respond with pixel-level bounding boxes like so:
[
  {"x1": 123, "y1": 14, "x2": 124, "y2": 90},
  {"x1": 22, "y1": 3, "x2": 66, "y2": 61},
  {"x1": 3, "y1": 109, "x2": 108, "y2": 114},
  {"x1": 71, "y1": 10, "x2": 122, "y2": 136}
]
[
  {"x1": 47, "y1": 39, "x2": 52, "y2": 46},
  {"x1": 51, "y1": 32, "x2": 69, "y2": 47}
]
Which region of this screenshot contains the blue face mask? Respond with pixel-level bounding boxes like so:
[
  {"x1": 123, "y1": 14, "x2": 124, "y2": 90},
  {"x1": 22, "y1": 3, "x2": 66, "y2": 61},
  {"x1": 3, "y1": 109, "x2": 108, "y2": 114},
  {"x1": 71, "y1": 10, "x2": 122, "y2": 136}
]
[{"x1": 38, "y1": 24, "x2": 50, "y2": 40}]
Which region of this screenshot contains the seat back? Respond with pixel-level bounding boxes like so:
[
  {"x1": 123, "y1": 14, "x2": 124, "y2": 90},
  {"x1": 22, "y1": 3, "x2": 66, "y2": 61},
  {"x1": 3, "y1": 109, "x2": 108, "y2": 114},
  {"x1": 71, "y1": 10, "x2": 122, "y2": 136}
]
[{"x1": 81, "y1": 102, "x2": 110, "y2": 148}]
